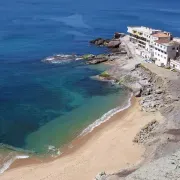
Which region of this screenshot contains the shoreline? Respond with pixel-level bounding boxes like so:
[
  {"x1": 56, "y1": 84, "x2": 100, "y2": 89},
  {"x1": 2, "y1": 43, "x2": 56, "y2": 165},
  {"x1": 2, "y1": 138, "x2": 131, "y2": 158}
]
[
  {"x1": 0, "y1": 63, "x2": 131, "y2": 175},
  {"x1": 1, "y1": 96, "x2": 163, "y2": 180},
  {"x1": 6, "y1": 93, "x2": 133, "y2": 172}
]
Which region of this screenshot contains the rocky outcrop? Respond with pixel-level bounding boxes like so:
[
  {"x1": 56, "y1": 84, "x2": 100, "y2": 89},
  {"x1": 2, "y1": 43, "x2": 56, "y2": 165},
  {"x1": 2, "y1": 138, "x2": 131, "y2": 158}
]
[
  {"x1": 94, "y1": 172, "x2": 107, "y2": 180},
  {"x1": 85, "y1": 54, "x2": 109, "y2": 64},
  {"x1": 133, "y1": 120, "x2": 159, "y2": 144},
  {"x1": 107, "y1": 39, "x2": 121, "y2": 48},
  {"x1": 134, "y1": 89, "x2": 142, "y2": 97},
  {"x1": 113, "y1": 64, "x2": 172, "y2": 112},
  {"x1": 87, "y1": 58, "x2": 108, "y2": 64},
  {"x1": 90, "y1": 33, "x2": 124, "y2": 48},
  {"x1": 83, "y1": 52, "x2": 127, "y2": 65},
  {"x1": 114, "y1": 32, "x2": 125, "y2": 39},
  {"x1": 90, "y1": 38, "x2": 110, "y2": 46}
]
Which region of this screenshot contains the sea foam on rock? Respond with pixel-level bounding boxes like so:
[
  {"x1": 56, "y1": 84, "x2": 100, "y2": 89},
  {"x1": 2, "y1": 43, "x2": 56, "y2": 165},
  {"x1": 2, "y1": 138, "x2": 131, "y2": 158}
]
[{"x1": 42, "y1": 54, "x2": 82, "y2": 64}]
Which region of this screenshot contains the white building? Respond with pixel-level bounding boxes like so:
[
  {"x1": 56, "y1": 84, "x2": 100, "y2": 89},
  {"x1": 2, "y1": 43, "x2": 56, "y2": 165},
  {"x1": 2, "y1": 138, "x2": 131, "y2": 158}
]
[
  {"x1": 154, "y1": 39, "x2": 180, "y2": 66},
  {"x1": 127, "y1": 26, "x2": 180, "y2": 67},
  {"x1": 127, "y1": 26, "x2": 162, "y2": 49},
  {"x1": 170, "y1": 59, "x2": 180, "y2": 71}
]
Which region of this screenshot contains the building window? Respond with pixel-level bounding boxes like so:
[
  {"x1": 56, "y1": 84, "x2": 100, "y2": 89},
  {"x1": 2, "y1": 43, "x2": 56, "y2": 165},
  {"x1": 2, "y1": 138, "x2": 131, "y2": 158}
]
[{"x1": 172, "y1": 47, "x2": 175, "y2": 50}]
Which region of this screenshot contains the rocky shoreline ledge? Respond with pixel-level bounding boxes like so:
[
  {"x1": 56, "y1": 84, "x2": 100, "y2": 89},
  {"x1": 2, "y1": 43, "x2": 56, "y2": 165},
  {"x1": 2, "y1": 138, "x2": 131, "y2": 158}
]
[{"x1": 85, "y1": 34, "x2": 180, "y2": 180}]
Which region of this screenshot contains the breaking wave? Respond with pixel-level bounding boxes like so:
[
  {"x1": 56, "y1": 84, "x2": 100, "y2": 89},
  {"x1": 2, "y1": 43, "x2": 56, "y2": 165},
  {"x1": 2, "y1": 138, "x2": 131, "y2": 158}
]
[
  {"x1": 80, "y1": 93, "x2": 133, "y2": 136},
  {"x1": 42, "y1": 54, "x2": 83, "y2": 64},
  {"x1": 0, "y1": 155, "x2": 29, "y2": 174}
]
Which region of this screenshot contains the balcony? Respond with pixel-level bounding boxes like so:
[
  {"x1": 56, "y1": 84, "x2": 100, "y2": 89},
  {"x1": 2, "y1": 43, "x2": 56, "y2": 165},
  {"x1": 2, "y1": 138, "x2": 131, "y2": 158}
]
[{"x1": 130, "y1": 34, "x2": 147, "y2": 42}]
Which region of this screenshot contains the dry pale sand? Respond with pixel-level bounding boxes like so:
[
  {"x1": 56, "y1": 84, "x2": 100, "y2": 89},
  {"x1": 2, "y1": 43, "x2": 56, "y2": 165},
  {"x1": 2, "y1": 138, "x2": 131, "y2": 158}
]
[{"x1": 0, "y1": 98, "x2": 163, "y2": 180}]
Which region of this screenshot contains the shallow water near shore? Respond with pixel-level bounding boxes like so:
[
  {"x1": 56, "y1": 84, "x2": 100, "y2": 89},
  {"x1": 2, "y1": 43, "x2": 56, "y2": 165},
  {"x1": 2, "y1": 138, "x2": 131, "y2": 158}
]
[{"x1": 0, "y1": 58, "x2": 131, "y2": 172}]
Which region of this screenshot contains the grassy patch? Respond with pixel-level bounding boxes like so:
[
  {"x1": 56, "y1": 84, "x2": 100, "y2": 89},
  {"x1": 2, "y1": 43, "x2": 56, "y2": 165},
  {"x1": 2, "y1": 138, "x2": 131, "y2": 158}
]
[
  {"x1": 82, "y1": 54, "x2": 94, "y2": 60},
  {"x1": 99, "y1": 71, "x2": 111, "y2": 78}
]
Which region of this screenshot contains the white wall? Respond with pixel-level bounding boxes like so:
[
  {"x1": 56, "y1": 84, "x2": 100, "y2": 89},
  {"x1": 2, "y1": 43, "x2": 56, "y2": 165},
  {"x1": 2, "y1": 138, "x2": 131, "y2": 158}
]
[
  {"x1": 153, "y1": 48, "x2": 168, "y2": 66},
  {"x1": 170, "y1": 60, "x2": 180, "y2": 70}
]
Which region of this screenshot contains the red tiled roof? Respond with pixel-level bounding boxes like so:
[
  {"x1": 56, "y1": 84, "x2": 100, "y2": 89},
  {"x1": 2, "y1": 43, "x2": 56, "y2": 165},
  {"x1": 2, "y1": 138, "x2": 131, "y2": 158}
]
[
  {"x1": 152, "y1": 32, "x2": 170, "y2": 37},
  {"x1": 155, "y1": 39, "x2": 170, "y2": 44}
]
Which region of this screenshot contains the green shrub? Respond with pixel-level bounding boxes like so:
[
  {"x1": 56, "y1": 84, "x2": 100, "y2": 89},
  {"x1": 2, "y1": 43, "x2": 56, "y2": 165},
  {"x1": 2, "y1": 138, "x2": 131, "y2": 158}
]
[
  {"x1": 82, "y1": 54, "x2": 94, "y2": 60},
  {"x1": 100, "y1": 71, "x2": 110, "y2": 78}
]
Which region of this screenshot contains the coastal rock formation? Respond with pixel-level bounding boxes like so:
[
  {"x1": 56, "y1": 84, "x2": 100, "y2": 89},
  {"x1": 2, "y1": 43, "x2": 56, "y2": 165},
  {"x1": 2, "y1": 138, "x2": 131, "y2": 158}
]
[
  {"x1": 107, "y1": 39, "x2": 121, "y2": 48},
  {"x1": 90, "y1": 38, "x2": 110, "y2": 46},
  {"x1": 90, "y1": 33, "x2": 124, "y2": 48},
  {"x1": 133, "y1": 120, "x2": 159, "y2": 144},
  {"x1": 114, "y1": 32, "x2": 126, "y2": 39},
  {"x1": 85, "y1": 54, "x2": 109, "y2": 64},
  {"x1": 114, "y1": 32, "x2": 121, "y2": 39},
  {"x1": 83, "y1": 52, "x2": 127, "y2": 65},
  {"x1": 95, "y1": 172, "x2": 107, "y2": 180}
]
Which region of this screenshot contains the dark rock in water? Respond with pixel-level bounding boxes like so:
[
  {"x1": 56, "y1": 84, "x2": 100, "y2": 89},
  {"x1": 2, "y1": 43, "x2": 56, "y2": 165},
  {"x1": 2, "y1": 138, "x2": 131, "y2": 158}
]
[
  {"x1": 86, "y1": 57, "x2": 108, "y2": 65},
  {"x1": 85, "y1": 54, "x2": 109, "y2": 64},
  {"x1": 114, "y1": 32, "x2": 126, "y2": 39},
  {"x1": 114, "y1": 32, "x2": 121, "y2": 39},
  {"x1": 107, "y1": 40, "x2": 121, "y2": 48},
  {"x1": 89, "y1": 38, "x2": 110, "y2": 46},
  {"x1": 90, "y1": 38, "x2": 102, "y2": 44},
  {"x1": 96, "y1": 39, "x2": 104, "y2": 46}
]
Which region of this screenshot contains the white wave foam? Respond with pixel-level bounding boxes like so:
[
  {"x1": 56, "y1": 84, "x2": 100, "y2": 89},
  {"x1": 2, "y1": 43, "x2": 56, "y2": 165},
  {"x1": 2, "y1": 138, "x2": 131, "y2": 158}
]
[
  {"x1": 80, "y1": 93, "x2": 133, "y2": 136},
  {"x1": 0, "y1": 155, "x2": 29, "y2": 174},
  {"x1": 48, "y1": 145, "x2": 56, "y2": 151},
  {"x1": 42, "y1": 54, "x2": 82, "y2": 64}
]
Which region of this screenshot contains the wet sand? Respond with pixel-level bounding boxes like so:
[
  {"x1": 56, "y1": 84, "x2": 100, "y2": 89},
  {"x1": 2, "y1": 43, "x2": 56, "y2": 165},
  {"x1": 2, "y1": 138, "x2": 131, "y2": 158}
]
[{"x1": 0, "y1": 97, "x2": 163, "y2": 180}]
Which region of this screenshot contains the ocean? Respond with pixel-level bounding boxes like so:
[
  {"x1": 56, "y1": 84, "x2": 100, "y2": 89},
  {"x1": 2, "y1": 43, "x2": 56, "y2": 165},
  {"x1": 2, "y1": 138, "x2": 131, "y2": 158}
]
[{"x1": 0, "y1": 0, "x2": 180, "y2": 173}]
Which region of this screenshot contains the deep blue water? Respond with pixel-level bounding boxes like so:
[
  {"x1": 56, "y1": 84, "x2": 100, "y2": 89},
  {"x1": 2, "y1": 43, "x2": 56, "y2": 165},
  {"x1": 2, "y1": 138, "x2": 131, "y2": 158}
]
[{"x1": 0, "y1": 0, "x2": 180, "y2": 155}]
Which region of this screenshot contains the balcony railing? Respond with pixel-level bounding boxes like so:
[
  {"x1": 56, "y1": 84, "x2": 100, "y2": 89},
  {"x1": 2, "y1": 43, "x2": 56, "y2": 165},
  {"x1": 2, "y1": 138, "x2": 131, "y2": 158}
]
[{"x1": 130, "y1": 34, "x2": 147, "y2": 42}]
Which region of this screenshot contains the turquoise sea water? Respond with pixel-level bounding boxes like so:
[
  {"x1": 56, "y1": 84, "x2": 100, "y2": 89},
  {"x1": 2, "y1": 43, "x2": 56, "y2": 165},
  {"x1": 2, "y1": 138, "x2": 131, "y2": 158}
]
[{"x1": 1, "y1": 0, "x2": 180, "y2": 173}]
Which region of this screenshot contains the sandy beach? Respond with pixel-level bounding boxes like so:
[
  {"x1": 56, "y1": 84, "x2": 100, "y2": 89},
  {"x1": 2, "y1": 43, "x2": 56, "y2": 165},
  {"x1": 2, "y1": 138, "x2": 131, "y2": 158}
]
[{"x1": 0, "y1": 97, "x2": 163, "y2": 180}]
